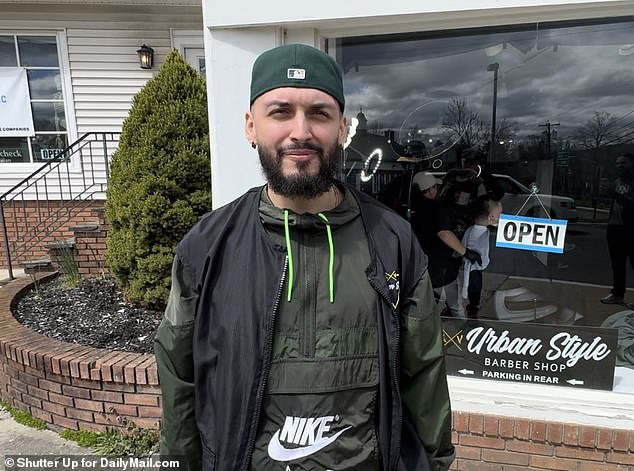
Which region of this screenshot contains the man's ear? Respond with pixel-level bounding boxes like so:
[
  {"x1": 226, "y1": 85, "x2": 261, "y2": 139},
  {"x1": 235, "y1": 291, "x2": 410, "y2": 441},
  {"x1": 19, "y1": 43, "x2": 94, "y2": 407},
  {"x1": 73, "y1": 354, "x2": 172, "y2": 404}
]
[
  {"x1": 338, "y1": 115, "x2": 347, "y2": 146},
  {"x1": 245, "y1": 111, "x2": 256, "y2": 146}
]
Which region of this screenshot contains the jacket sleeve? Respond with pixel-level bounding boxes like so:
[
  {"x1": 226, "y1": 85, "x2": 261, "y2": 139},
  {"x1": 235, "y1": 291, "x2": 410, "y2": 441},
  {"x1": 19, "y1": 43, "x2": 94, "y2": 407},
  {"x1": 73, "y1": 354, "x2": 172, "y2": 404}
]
[
  {"x1": 154, "y1": 255, "x2": 202, "y2": 470},
  {"x1": 399, "y1": 270, "x2": 455, "y2": 471}
]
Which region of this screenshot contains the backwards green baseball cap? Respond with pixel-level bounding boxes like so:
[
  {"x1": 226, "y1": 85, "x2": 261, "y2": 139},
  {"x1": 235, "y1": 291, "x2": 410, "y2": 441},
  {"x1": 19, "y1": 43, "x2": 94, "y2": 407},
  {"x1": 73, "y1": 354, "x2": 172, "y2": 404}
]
[{"x1": 250, "y1": 43, "x2": 345, "y2": 112}]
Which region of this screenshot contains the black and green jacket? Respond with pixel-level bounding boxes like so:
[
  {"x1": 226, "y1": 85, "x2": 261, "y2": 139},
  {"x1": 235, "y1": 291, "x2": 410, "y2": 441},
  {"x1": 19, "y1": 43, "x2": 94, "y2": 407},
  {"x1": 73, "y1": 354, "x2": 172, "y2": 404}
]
[{"x1": 155, "y1": 183, "x2": 455, "y2": 471}]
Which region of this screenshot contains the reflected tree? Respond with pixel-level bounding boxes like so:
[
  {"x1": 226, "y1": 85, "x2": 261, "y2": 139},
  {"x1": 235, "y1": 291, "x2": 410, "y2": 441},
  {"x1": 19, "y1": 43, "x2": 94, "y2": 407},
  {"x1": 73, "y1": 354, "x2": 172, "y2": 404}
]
[{"x1": 575, "y1": 111, "x2": 619, "y2": 150}]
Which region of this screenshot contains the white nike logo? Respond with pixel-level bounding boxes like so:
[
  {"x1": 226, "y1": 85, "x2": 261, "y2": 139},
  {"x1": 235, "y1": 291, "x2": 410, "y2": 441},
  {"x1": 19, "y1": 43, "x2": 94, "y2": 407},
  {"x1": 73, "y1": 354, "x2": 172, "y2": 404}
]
[{"x1": 268, "y1": 425, "x2": 352, "y2": 461}]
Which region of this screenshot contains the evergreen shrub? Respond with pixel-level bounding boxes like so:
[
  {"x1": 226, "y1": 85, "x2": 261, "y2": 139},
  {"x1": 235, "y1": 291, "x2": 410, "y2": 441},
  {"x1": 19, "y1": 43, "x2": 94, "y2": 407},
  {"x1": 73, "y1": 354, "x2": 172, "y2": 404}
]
[{"x1": 106, "y1": 50, "x2": 211, "y2": 308}]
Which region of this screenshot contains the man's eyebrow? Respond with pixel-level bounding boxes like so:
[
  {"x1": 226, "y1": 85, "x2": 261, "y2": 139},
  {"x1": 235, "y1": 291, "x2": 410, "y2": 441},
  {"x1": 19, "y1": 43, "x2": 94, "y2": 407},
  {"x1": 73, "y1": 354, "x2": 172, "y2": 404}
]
[{"x1": 263, "y1": 100, "x2": 291, "y2": 108}]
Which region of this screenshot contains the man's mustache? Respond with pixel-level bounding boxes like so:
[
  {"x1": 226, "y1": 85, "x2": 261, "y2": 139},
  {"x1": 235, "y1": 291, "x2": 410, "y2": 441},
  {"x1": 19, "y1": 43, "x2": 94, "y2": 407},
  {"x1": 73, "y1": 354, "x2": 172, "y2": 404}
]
[{"x1": 278, "y1": 142, "x2": 323, "y2": 153}]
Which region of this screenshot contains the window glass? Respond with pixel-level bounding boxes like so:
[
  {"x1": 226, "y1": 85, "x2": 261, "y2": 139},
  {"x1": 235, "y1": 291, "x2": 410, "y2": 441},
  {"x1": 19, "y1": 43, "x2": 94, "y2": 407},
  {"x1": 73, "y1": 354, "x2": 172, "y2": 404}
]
[
  {"x1": 31, "y1": 102, "x2": 66, "y2": 132},
  {"x1": 27, "y1": 70, "x2": 63, "y2": 100},
  {"x1": 0, "y1": 138, "x2": 30, "y2": 163},
  {"x1": 18, "y1": 36, "x2": 58, "y2": 67},
  {"x1": 331, "y1": 18, "x2": 634, "y2": 393},
  {"x1": 0, "y1": 36, "x2": 16, "y2": 66},
  {"x1": 31, "y1": 134, "x2": 67, "y2": 162}
]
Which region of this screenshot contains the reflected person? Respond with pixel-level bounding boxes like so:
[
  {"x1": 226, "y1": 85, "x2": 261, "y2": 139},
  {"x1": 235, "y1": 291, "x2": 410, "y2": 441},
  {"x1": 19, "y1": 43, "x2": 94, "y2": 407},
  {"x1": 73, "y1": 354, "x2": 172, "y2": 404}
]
[{"x1": 600, "y1": 153, "x2": 634, "y2": 307}]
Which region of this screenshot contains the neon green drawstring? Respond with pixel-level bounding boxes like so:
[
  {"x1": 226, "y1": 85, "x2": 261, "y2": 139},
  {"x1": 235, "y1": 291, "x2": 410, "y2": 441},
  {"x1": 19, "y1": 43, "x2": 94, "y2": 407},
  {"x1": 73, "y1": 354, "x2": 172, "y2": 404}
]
[
  {"x1": 318, "y1": 213, "x2": 335, "y2": 303},
  {"x1": 284, "y1": 210, "x2": 294, "y2": 302},
  {"x1": 283, "y1": 210, "x2": 334, "y2": 304}
]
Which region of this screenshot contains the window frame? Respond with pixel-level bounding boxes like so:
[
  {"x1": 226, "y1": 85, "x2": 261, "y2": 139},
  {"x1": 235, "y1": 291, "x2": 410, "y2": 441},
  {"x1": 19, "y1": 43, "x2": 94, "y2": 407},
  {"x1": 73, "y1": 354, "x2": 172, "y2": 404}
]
[{"x1": 0, "y1": 30, "x2": 77, "y2": 167}]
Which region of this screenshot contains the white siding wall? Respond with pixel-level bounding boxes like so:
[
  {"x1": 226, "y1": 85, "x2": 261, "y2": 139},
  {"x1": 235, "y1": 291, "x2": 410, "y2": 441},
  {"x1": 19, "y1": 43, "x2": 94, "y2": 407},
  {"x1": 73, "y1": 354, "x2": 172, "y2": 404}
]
[{"x1": 0, "y1": 3, "x2": 202, "y2": 199}]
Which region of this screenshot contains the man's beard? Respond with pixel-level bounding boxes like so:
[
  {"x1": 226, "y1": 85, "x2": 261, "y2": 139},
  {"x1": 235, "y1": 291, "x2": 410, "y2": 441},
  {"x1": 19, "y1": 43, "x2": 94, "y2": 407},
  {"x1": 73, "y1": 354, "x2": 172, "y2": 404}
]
[{"x1": 258, "y1": 141, "x2": 341, "y2": 199}]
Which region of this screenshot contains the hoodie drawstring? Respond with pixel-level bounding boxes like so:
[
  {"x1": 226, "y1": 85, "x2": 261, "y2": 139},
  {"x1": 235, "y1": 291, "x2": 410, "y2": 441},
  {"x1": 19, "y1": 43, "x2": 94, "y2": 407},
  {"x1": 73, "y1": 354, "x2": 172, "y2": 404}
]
[
  {"x1": 317, "y1": 213, "x2": 335, "y2": 304},
  {"x1": 283, "y1": 210, "x2": 294, "y2": 302},
  {"x1": 282, "y1": 210, "x2": 335, "y2": 304}
]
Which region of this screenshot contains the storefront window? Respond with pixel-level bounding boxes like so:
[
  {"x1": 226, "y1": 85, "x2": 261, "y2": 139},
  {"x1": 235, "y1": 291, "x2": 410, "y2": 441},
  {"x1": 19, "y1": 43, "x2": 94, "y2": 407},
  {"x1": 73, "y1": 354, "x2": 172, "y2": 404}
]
[
  {"x1": 0, "y1": 34, "x2": 68, "y2": 163},
  {"x1": 329, "y1": 18, "x2": 634, "y2": 393}
]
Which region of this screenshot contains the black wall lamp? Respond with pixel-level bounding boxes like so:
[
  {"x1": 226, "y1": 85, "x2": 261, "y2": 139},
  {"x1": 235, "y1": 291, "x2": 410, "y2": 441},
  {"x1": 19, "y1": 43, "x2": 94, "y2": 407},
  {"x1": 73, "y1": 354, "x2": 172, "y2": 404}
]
[{"x1": 137, "y1": 44, "x2": 154, "y2": 69}]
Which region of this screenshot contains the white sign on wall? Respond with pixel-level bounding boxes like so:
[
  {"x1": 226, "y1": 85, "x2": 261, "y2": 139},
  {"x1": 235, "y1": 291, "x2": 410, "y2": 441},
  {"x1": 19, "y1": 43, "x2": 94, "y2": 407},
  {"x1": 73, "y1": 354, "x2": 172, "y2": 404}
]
[
  {"x1": 496, "y1": 214, "x2": 568, "y2": 254},
  {"x1": 0, "y1": 68, "x2": 35, "y2": 137}
]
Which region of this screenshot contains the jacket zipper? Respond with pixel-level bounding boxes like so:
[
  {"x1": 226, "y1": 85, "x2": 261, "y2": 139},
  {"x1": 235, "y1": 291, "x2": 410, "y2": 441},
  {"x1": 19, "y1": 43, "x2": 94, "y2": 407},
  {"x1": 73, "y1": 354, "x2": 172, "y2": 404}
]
[
  {"x1": 241, "y1": 257, "x2": 288, "y2": 471},
  {"x1": 368, "y1": 275, "x2": 402, "y2": 471}
]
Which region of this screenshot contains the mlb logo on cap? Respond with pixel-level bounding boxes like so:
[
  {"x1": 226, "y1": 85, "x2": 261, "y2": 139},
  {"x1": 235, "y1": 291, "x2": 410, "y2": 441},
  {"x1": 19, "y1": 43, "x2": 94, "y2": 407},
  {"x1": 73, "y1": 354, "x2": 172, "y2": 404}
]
[{"x1": 287, "y1": 68, "x2": 306, "y2": 80}]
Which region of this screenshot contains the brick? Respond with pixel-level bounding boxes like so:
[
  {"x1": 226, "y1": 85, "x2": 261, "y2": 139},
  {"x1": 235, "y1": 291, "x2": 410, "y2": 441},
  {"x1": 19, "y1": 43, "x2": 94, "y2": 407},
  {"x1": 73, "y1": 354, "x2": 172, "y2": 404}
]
[
  {"x1": 454, "y1": 411, "x2": 469, "y2": 433},
  {"x1": 38, "y1": 378, "x2": 62, "y2": 394},
  {"x1": 45, "y1": 370, "x2": 71, "y2": 385},
  {"x1": 65, "y1": 408, "x2": 93, "y2": 422},
  {"x1": 29, "y1": 407, "x2": 52, "y2": 423},
  {"x1": 41, "y1": 400, "x2": 66, "y2": 417},
  {"x1": 48, "y1": 392, "x2": 74, "y2": 407},
  {"x1": 100, "y1": 352, "x2": 131, "y2": 382},
  {"x1": 51, "y1": 345, "x2": 86, "y2": 375},
  {"x1": 498, "y1": 417, "x2": 514, "y2": 439},
  {"x1": 146, "y1": 366, "x2": 159, "y2": 385},
  {"x1": 21, "y1": 395, "x2": 42, "y2": 408},
  {"x1": 613, "y1": 430, "x2": 629, "y2": 452},
  {"x1": 93, "y1": 413, "x2": 123, "y2": 427},
  {"x1": 469, "y1": 413, "x2": 484, "y2": 435},
  {"x1": 546, "y1": 423, "x2": 563, "y2": 444},
  {"x1": 455, "y1": 445, "x2": 481, "y2": 461},
  {"x1": 103, "y1": 382, "x2": 135, "y2": 393},
  {"x1": 69, "y1": 350, "x2": 98, "y2": 378},
  {"x1": 103, "y1": 403, "x2": 137, "y2": 416},
  {"x1": 137, "y1": 406, "x2": 161, "y2": 418},
  {"x1": 578, "y1": 463, "x2": 631, "y2": 471},
  {"x1": 61, "y1": 385, "x2": 91, "y2": 399},
  {"x1": 135, "y1": 384, "x2": 160, "y2": 395},
  {"x1": 135, "y1": 356, "x2": 156, "y2": 385},
  {"x1": 74, "y1": 398, "x2": 104, "y2": 412},
  {"x1": 563, "y1": 424, "x2": 579, "y2": 446},
  {"x1": 112, "y1": 353, "x2": 139, "y2": 383},
  {"x1": 514, "y1": 418, "x2": 530, "y2": 440},
  {"x1": 530, "y1": 455, "x2": 577, "y2": 470},
  {"x1": 597, "y1": 428, "x2": 613, "y2": 450},
  {"x1": 91, "y1": 390, "x2": 123, "y2": 403},
  {"x1": 51, "y1": 414, "x2": 79, "y2": 430},
  {"x1": 579, "y1": 426, "x2": 596, "y2": 448},
  {"x1": 531, "y1": 420, "x2": 547, "y2": 442},
  {"x1": 70, "y1": 377, "x2": 100, "y2": 389},
  {"x1": 10, "y1": 377, "x2": 29, "y2": 393},
  {"x1": 506, "y1": 440, "x2": 554, "y2": 456},
  {"x1": 456, "y1": 461, "x2": 502, "y2": 471},
  {"x1": 458, "y1": 435, "x2": 505, "y2": 450},
  {"x1": 605, "y1": 452, "x2": 634, "y2": 465},
  {"x1": 555, "y1": 445, "x2": 606, "y2": 461},
  {"x1": 60, "y1": 347, "x2": 93, "y2": 376},
  {"x1": 481, "y1": 449, "x2": 529, "y2": 466},
  {"x1": 26, "y1": 385, "x2": 49, "y2": 401},
  {"x1": 17, "y1": 371, "x2": 39, "y2": 387},
  {"x1": 123, "y1": 393, "x2": 159, "y2": 406},
  {"x1": 483, "y1": 415, "x2": 498, "y2": 436}
]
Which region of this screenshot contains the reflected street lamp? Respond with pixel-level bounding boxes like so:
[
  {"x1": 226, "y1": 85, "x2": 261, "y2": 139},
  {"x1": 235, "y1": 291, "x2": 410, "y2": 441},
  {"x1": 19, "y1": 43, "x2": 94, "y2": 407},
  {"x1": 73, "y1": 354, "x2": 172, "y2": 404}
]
[{"x1": 487, "y1": 62, "x2": 499, "y2": 166}]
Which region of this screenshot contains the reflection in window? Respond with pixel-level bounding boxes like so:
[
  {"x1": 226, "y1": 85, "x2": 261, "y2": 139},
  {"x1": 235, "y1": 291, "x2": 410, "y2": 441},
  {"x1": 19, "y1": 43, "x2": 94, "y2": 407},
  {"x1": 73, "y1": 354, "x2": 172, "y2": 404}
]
[
  {"x1": 0, "y1": 37, "x2": 16, "y2": 66},
  {"x1": 18, "y1": 36, "x2": 59, "y2": 67},
  {"x1": 0, "y1": 138, "x2": 30, "y2": 163},
  {"x1": 331, "y1": 18, "x2": 634, "y2": 390},
  {"x1": 27, "y1": 70, "x2": 63, "y2": 100}
]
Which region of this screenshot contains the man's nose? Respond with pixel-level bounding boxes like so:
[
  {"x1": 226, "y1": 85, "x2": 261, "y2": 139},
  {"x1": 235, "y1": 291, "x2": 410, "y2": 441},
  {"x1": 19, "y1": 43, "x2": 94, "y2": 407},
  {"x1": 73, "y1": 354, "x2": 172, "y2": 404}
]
[{"x1": 288, "y1": 113, "x2": 312, "y2": 141}]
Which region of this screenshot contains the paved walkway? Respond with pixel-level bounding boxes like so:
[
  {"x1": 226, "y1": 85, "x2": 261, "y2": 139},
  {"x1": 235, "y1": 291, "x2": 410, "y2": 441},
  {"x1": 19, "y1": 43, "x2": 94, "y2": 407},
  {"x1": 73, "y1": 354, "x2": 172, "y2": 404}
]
[{"x1": 0, "y1": 408, "x2": 91, "y2": 463}]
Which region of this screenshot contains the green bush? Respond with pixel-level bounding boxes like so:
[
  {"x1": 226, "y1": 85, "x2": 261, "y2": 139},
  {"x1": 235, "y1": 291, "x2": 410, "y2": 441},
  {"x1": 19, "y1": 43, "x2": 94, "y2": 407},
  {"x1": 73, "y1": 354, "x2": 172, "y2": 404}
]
[{"x1": 106, "y1": 49, "x2": 211, "y2": 309}]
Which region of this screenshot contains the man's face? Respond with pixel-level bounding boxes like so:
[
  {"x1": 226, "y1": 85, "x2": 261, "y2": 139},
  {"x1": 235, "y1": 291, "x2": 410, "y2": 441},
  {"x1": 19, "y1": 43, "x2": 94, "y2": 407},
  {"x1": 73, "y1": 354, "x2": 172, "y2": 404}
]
[
  {"x1": 245, "y1": 87, "x2": 347, "y2": 199},
  {"x1": 615, "y1": 156, "x2": 633, "y2": 178}
]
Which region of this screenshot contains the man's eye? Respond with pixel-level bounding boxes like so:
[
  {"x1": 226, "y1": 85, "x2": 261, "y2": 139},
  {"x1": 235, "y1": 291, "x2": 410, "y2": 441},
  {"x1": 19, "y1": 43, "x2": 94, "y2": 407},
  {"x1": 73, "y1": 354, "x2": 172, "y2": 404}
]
[{"x1": 271, "y1": 109, "x2": 290, "y2": 116}]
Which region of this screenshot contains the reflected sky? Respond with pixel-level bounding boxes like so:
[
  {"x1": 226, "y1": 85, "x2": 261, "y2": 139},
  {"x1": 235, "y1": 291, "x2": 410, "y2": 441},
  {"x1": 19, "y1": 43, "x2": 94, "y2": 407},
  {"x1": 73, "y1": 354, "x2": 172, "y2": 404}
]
[{"x1": 335, "y1": 20, "x2": 634, "y2": 143}]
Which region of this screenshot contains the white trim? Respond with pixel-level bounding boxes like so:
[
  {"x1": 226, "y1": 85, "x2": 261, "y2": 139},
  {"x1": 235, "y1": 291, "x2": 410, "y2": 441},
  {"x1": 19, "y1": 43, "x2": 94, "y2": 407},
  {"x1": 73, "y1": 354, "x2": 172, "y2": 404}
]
[
  {"x1": 170, "y1": 28, "x2": 204, "y2": 52},
  {"x1": 449, "y1": 368, "x2": 634, "y2": 429},
  {"x1": 57, "y1": 29, "x2": 80, "y2": 172}
]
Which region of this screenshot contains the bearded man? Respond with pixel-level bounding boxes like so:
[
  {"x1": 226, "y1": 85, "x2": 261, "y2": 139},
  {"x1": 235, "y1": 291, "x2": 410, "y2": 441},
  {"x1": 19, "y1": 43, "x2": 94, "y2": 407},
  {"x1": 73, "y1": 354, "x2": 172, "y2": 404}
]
[{"x1": 155, "y1": 43, "x2": 455, "y2": 471}]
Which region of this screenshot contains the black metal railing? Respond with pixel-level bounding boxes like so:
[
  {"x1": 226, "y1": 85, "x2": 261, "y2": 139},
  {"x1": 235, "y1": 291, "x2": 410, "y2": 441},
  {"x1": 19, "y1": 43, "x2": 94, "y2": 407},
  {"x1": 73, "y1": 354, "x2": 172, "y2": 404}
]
[{"x1": 0, "y1": 132, "x2": 120, "y2": 279}]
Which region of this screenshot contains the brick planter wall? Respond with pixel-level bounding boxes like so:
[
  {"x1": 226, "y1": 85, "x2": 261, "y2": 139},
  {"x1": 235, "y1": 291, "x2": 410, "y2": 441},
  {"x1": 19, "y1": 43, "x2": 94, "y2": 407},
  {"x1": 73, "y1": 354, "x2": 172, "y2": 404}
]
[
  {"x1": 0, "y1": 273, "x2": 160, "y2": 432},
  {"x1": 451, "y1": 411, "x2": 634, "y2": 470}
]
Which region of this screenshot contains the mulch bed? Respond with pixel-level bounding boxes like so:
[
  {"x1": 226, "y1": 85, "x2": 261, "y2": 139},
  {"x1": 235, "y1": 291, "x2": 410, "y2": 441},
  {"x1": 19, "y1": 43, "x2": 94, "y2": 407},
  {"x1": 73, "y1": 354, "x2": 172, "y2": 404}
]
[{"x1": 12, "y1": 276, "x2": 163, "y2": 354}]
